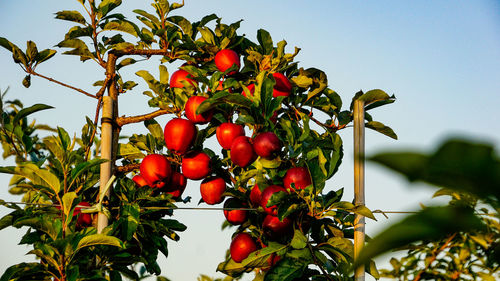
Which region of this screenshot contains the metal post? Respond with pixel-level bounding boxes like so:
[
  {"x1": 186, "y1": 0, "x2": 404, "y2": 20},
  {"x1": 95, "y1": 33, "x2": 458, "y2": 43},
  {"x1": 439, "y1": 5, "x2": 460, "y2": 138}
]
[
  {"x1": 353, "y1": 99, "x2": 365, "y2": 281},
  {"x1": 97, "y1": 53, "x2": 118, "y2": 234}
]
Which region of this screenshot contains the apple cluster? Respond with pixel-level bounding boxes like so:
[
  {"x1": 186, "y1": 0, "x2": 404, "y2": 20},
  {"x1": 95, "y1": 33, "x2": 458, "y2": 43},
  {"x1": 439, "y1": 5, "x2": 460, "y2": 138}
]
[{"x1": 131, "y1": 48, "x2": 312, "y2": 267}]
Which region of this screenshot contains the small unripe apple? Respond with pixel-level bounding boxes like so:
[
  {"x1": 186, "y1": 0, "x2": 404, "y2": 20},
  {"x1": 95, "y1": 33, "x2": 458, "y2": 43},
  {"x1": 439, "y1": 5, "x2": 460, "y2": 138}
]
[
  {"x1": 170, "y1": 69, "x2": 198, "y2": 88},
  {"x1": 272, "y1": 72, "x2": 292, "y2": 97},
  {"x1": 216, "y1": 123, "x2": 245, "y2": 150},
  {"x1": 230, "y1": 232, "x2": 258, "y2": 263},
  {"x1": 223, "y1": 198, "x2": 248, "y2": 225},
  {"x1": 230, "y1": 136, "x2": 257, "y2": 167},
  {"x1": 163, "y1": 171, "x2": 187, "y2": 198},
  {"x1": 283, "y1": 167, "x2": 312, "y2": 191},
  {"x1": 184, "y1": 96, "x2": 213, "y2": 124},
  {"x1": 215, "y1": 49, "x2": 240, "y2": 75},
  {"x1": 260, "y1": 185, "x2": 287, "y2": 215},
  {"x1": 262, "y1": 214, "x2": 293, "y2": 241},
  {"x1": 182, "y1": 151, "x2": 211, "y2": 180},
  {"x1": 253, "y1": 132, "x2": 281, "y2": 159},
  {"x1": 200, "y1": 176, "x2": 226, "y2": 205},
  {"x1": 132, "y1": 174, "x2": 148, "y2": 187},
  {"x1": 164, "y1": 118, "x2": 197, "y2": 154},
  {"x1": 140, "y1": 154, "x2": 172, "y2": 188}
]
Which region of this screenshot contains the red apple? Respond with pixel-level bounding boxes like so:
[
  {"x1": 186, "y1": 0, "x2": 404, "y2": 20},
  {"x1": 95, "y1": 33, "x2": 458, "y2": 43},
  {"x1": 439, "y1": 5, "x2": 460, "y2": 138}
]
[
  {"x1": 230, "y1": 136, "x2": 257, "y2": 167},
  {"x1": 215, "y1": 49, "x2": 240, "y2": 75},
  {"x1": 163, "y1": 171, "x2": 187, "y2": 198},
  {"x1": 170, "y1": 69, "x2": 198, "y2": 88},
  {"x1": 184, "y1": 96, "x2": 213, "y2": 124},
  {"x1": 241, "y1": 83, "x2": 255, "y2": 97},
  {"x1": 272, "y1": 73, "x2": 292, "y2": 97},
  {"x1": 253, "y1": 132, "x2": 281, "y2": 159},
  {"x1": 182, "y1": 151, "x2": 211, "y2": 180},
  {"x1": 223, "y1": 198, "x2": 248, "y2": 225},
  {"x1": 132, "y1": 174, "x2": 148, "y2": 187},
  {"x1": 164, "y1": 118, "x2": 197, "y2": 154},
  {"x1": 283, "y1": 167, "x2": 312, "y2": 191},
  {"x1": 74, "y1": 202, "x2": 93, "y2": 227},
  {"x1": 260, "y1": 185, "x2": 287, "y2": 215},
  {"x1": 216, "y1": 123, "x2": 245, "y2": 150},
  {"x1": 230, "y1": 232, "x2": 258, "y2": 263},
  {"x1": 200, "y1": 176, "x2": 226, "y2": 205},
  {"x1": 262, "y1": 214, "x2": 293, "y2": 240},
  {"x1": 139, "y1": 154, "x2": 172, "y2": 188}
]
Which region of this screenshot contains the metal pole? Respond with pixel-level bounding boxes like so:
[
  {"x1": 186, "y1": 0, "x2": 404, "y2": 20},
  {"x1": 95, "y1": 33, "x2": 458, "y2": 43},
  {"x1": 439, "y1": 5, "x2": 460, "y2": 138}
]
[
  {"x1": 97, "y1": 53, "x2": 118, "y2": 234},
  {"x1": 353, "y1": 99, "x2": 365, "y2": 281}
]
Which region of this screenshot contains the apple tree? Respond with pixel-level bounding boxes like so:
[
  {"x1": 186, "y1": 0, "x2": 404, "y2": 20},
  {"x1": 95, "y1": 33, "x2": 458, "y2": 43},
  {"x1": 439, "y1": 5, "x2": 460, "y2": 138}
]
[{"x1": 0, "y1": 0, "x2": 397, "y2": 280}]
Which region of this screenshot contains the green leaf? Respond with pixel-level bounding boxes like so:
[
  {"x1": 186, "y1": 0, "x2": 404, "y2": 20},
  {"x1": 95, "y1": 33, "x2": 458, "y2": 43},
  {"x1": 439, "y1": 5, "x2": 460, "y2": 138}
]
[
  {"x1": 352, "y1": 205, "x2": 377, "y2": 221},
  {"x1": 144, "y1": 119, "x2": 164, "y2": 144},
  {"x1": 159, "y1": 64, "x2": 169, "y2": 84},
  {"x1": 354, "y1": 206, "x2": 486, "y2": 268},
  {"x1": 0, "y1": 263, "x2": 47, "y2": 281},
  {"x1": 257, "y1": 29, "x2": 273, "y2": 55},
  {"x1": 0, "y1": 213, "x2": 14, "y2": 231},
  {"x1": 75, "y1": 234, "x2": 123, "y2": 252},
  {"x1": 118, "y1": 143, "x2": 145, "y2": 160},
  {"x1": 358, "y1": 89, "x2": 390, "y2": 105},
  {"x1": 264, "y1": 258, "x2": 306, "y2": 281},
  {"x1": 69, "y1": 158, "x2": 107, "y2": 186},
  {"x1": 102, "y1": 20, "x2": 139, "y2": 37},
  {"x1": 117, "y1": 57, "x2": 136, "y2": 69},
  {"x1": 26, "y1": 41, "x2": 38, "y2": 61},
  {"x1": 133, "y1": 9, "x2": 160, "y2": 25},
  {"x1": 22, "y1": 75, "x2": 31, "y2": 88},
  {"x1": 62, "y1": 192, "x2": 77, "y2": 217},
  {"x1": 98, "y1": 0, "x2": 122, "y2": 18},
  {"x1": 291, "y1": 230, "x2": 308, "y2": 249},
  {"x1": 14, "y1": 163, "x2": 61, "y2": 194},
  {"x1": 55, "y1": 10, "x2": 87, "y2": 24},
  {"x1": 57, "y1": 38, "x2": 94, "y2": 61},
  {"x1": 57, "y1": 126, "x2": 71, "y2": 150},
  {"x1": 121, "y1": 204, "x2": 140, "y2": 241},
  {"x1": 34, "y1": 49, "x2": 57, "y2": 64},
  {"x1": 366, "y1": 121, "x2": 398, "y2": 140}
]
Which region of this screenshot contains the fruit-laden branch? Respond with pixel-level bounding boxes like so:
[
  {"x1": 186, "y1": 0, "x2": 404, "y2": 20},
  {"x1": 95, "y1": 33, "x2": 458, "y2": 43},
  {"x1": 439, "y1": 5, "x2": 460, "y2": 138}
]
[
  {"x1": 28, "y1": 70, "x2": 98, "y2": 99},
  {"x1": 116, "y1": 108, "x2": 179, "y2": 127},
  {"x1": 116, "y1": 154, "x2": 181, "y2": 173}
]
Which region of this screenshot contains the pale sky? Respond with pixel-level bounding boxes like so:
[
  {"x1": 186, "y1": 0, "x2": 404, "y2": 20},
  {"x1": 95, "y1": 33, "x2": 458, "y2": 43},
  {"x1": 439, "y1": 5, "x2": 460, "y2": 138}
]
[{"x1": 1, "y1": 1, "x2": 499, "y2": 280}]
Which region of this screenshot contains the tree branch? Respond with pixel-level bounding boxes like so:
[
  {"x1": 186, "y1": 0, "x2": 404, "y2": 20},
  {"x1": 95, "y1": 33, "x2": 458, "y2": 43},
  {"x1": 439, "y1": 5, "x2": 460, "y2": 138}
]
[
  {"x1": 29, "y1": 70, "x2": 97, "y2": 99},
  {"x1": 116, "y1": 108, "x2": 179, "y2": 127}
]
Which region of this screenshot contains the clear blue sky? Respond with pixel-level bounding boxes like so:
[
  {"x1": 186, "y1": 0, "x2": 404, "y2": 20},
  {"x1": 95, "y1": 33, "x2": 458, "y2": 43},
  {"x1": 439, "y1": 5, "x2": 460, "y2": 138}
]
[{"x1": 1, "y1": 1, "x2": 499, "y2": 280}]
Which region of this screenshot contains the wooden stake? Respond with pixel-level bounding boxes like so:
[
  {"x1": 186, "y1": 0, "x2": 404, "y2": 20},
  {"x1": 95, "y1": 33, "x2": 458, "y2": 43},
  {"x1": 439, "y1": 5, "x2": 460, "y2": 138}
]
[
  {"x1": 353, "y1": 99, "x2": 366, "y2": 281},
  {"x1": 97, "y1": 53, "x2": 118, "y2": 234}
]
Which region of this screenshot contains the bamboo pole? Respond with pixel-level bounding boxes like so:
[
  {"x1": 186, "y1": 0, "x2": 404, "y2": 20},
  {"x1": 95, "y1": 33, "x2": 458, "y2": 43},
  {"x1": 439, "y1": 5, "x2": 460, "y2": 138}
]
[
  {"x1": 353, "y1": 99, "x2": 366, "y2": 281},
  {"x1": 97, "y1": 53, "x2": 118, "y2": 234}
]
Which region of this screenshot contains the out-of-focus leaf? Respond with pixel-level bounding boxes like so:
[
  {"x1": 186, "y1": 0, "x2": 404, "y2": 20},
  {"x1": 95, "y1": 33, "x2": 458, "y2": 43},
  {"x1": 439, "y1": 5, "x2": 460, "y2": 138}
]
[
  {"x1": 354, "y1": 206, "x2": 486, "y2": 268},
  {"x1": 369, "y1": 139, "x2": 500, "y2": 202},
  {"x1": 291, "y1": 230, "x2": 308, "y2": 249}
]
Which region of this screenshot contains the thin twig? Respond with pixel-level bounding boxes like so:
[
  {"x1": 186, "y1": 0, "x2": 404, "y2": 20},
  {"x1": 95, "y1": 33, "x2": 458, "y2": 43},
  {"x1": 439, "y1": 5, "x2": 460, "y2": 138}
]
[
  {"x1": 29, "y1": 71, "x2": 97, "y2": 99},
  {"x1": 413, "y1": 233, "x2": 457, "y2": 281},
  {"x1": 116, "y1": 108, "x2": 179, "y2": 127}
]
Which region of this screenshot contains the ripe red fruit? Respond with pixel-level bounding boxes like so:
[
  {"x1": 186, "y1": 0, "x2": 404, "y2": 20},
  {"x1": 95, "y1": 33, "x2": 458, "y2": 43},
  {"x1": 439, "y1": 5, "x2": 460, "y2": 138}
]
[
  {"x1": 184, "y1": 96, "x2": 213, "y2": 124},
  {"x1": 73, "y1": 202, "x2": 93, "y2": 227},
  {"x1": 249, "y1": 184, "x2": 263, "y2": 206},
  {"x1": 230, "y1": 232, "x2": 258, "y2": 263},
  {"x1": 215, "y1": 49, "x2": 240, "y2": 75},
  {"x1": 241, "y1": 84, "x2": 255, "y2": 97},
  {"x1": 262, "y1": 215, "x2": 293, "y2": 240},
  {"x1": 132, "y1": 174, "x2": 148, "y2": 187},
  {"x1": 200, "y1": 176, "x2": 226, "y2": 205},
  {"x1": 230, "y1": 136, "x2": 257, "y2": 167},
  {"x1": 260, "y1": 185, "x2": 287, "y2": 215},
  {"x1": 140, "y1": 154, "x2": 172, "y2": 188},
  {"x1": 253, "y1": 132, "x2": 281, "y2": 159},
  {"x1": 182, "y1": 151, "x2": 211, "y2": 180},
  {"x1": 163, "y1": 171, "x2": 187, "y2": 198},
  {"x1": 164, "y1": 118, "x2": 197, "y2": 154},
  {"x1": 216, "y1": 123, "x2": 245, "y2": 150},
  {"x1": 170, "y1": 69, "x2": 198, "y2": 88},
  {"x1": 283, "y1": 167, "x2": 312, "y2": 191},
  {"x1": 272, "y1": 73, "x2": 292, "y2": 97},
  {"x1": 223, "y1": 198, "x2": 248, "y2": 225}
]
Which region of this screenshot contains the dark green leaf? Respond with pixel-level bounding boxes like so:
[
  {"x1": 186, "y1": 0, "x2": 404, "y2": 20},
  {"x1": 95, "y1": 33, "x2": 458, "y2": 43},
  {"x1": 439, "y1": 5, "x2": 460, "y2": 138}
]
[
  {"x1": 257, "y1": 29, "x2": 273, "y2": 55},
  {"x1": 265, "y1": 258, "x2": 306, "y2": 281},
  {"x1": 98, "y1": 0, "x2": 122, "y2": 18},
  {"x1": 102, "y1": 20, "x2": 139, "y2": 37},
  {"x1": 34, "y1": 49, "x2": 57, "y2": 64},
  {"x1": 22, "y1": 75, "x2": 31, "y2": 88},
  {"x1": 366, "y1": 121, "x2": 398, "y2": 140},
  {"x1": 55, "y1": 10, "x2": 87, "y2": 24},
  {"x1": 291, "y1": 230, "x2": 308, "y2": 249}
]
